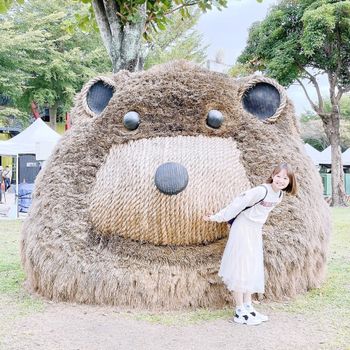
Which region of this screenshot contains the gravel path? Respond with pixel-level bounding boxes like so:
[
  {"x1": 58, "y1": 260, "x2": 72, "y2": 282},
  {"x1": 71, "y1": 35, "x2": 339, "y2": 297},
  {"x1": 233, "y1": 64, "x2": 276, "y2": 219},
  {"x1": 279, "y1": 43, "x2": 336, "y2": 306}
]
[{"x1": 0, "y1": 302, "x2": 336, "y2": 350}]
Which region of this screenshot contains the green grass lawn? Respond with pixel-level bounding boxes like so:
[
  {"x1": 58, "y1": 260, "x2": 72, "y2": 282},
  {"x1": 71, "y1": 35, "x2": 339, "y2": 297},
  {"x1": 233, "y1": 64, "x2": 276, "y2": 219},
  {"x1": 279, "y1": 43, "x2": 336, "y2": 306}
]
[
  {"x1": 0, "y1": 220, "x2": 44, "y2": 341},
  {"x1": 279, "y1": 207, "x2": 350, "y2": 313},
  {"x1": 270, "y1": 208, "x2": 350, "y2": 349},
  {"x1": 0, "y1": 208, "x2": 349, "y2": 346}
]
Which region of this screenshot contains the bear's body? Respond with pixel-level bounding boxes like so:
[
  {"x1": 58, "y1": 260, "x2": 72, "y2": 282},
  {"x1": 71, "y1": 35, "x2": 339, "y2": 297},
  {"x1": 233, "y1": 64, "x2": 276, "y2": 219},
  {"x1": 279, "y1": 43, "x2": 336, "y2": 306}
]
[{"x1": 21, "y1": 62, "x2": 330, "y2": 310}]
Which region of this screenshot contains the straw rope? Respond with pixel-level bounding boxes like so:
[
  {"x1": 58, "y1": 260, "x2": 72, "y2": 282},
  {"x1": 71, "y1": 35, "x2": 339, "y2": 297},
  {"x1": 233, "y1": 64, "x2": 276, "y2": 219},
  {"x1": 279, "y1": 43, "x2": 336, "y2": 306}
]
[
  {"x1": 89, "y1": 135, "x2": 251, "y2": 246},
  {"x1": 238, "y1": 76, "x2": 287, "y2": 123}
]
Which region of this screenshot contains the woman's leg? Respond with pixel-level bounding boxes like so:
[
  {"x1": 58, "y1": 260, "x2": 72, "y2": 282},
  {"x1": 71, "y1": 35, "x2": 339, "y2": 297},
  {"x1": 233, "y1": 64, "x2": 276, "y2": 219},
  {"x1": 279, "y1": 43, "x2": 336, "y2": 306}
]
[
  {"x1": 232, "y1": 291, "x2": 261, "y2": 325},
  {"x1": 243, "y1": 292, "x2": 251, "y2": 305},
  {"x1": 5, "y1": 178, "x2": 10, "y2": 191},
  {"x1": 243, "y1": 292, "x2": 268, "y2": 321},
  {"x1": 234, "y1": 291, "x2": 243, "y2": 308},
  {"x1": 243, "y1": 292, "x2": 253, "y2": 313}
]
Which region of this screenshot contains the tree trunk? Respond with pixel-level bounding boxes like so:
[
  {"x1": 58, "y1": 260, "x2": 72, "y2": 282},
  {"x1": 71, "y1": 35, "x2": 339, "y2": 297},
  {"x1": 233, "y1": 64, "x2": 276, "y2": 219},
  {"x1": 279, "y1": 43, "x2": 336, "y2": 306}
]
[
  {"x1": 49, "y1": 103, "x2": 58, "y2": 131},
  {"x1": 92, "y1": 0, "x2": 146, "y2": 73},
  {"x1": 323, "y1": 112, "x2": 347, "y2": 207}
]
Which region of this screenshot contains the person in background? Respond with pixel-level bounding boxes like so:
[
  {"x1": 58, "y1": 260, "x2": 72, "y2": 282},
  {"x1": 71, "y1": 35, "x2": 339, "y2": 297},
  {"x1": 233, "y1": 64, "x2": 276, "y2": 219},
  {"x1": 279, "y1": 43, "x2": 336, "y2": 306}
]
[
  {"x1": 2, "y1": 165, "x2": 12, "y2": 192},
  {"x1": 0, "y1": 166, "x2": 2, "y2": 202}
]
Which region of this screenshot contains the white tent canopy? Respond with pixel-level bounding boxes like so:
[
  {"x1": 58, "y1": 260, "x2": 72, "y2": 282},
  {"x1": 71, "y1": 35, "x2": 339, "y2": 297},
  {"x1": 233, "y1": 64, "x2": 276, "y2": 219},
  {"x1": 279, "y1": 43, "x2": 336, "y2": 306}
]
[
  {"x1": 319, "y1": 146, "x2": 331, "y2": 165},
  {"x1": 342, "y1": 148, "x2": 350, "y2": 166},
  {"x1": 304, "y1": 143, "x2": 322, "y2": 165},
  {"x1": 0, "y1": 119, "x2": 61, "y2": 218},
  {"x1": 0, "y1": 118, "x2": 61, "y2": 160},
  {"x1": 318, "y1": 145, "x2": 350, "y2": 166}
]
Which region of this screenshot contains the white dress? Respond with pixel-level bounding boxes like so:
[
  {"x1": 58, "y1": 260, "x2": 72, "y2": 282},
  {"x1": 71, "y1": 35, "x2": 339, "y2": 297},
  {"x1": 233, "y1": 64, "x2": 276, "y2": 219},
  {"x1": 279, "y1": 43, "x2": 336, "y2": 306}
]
[{"x1": 209, "y1": 184, "x2": 283, "y2": 293}]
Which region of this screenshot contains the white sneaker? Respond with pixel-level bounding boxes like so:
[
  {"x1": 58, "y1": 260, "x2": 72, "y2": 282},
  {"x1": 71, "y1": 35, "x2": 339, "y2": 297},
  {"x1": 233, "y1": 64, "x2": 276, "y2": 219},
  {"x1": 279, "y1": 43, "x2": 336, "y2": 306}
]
[
  {"x1": 231, "y1": 312, "x2": 262, "y2": 326},
  {"x1": 249, "y1": 308, "x2": 269, "y2": 322}
]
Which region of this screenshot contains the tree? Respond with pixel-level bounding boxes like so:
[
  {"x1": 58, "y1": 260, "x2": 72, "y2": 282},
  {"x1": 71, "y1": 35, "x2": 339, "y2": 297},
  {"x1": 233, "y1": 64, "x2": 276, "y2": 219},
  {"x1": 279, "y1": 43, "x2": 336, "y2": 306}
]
[
  {"x1": 85, "y1": 0, "x2": 229, "y2": 72},
  {"x1": 0, "y1": 20, "x2": 48, "y2": 106},
  {"x1": 0, "y1": 0, "x2": 111, "y2": 129},
  {"x1": 228, "y1": 62, "x2": 254, "y2": 77},
  {"x1": 53, "y1": 0, "x2": 227, "y2": 73},
  {"x1": 143, "y1": 10, "x2": 207, "y2": 69},
  {"x1": 324, "y1": 94, "x2": 350, "y2": 121},
  {"x1": 237, "y1": 0, "x2": 350, "y2": 206},
  {"x1": 0, "y1": 0, "x2": 23, "y2": 12},
  {"x1": 300, "y1": 95, "x2": 350, "y2": 151},
  {"x1": 0, "y1": 106, "x2": 29, "y2": 129}
]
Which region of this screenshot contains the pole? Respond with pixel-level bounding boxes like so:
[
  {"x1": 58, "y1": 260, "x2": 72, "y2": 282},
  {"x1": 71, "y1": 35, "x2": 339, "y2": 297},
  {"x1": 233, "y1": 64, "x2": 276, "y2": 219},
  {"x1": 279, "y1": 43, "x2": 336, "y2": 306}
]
[{"x1": 16, "y1": 154, "x2": 18, "y2": 218}]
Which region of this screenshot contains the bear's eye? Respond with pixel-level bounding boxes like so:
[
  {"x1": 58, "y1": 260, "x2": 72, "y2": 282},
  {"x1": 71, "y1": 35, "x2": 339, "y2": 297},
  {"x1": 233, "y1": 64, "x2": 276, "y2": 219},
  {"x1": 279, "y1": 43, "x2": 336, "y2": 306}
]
[
  {"x1": 242, "y1": 82, "x2": 281, "y2": 120},
  {"x1": 206, "y1": 110, "x2": 224, "y2": 129},
  {"x1": 87, "y1": 80, "x2": 115, "y2": 115},
  {"x1": 123, "y1": 111, "x2": 140, "y2": 130}
]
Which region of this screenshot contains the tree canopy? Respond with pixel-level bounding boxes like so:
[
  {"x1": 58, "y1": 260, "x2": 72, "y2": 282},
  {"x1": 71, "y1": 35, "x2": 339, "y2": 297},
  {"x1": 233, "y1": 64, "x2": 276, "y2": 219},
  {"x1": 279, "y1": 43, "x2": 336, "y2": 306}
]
[
  {"x1": 238, "y1": 0, "x2": 350, "y2": 94},
  {"x1": 0, "y1": 0, "x2": 112, "y2": 126},
  {"x1": 301, "y1": 94, "x2": 350, "y2": 151},
  {"x1": 143, "y1": 10, "x2": 207, "y2": 69},
  {"x1": 301, "y1": 94, "x2": 350, "y2": 123}
]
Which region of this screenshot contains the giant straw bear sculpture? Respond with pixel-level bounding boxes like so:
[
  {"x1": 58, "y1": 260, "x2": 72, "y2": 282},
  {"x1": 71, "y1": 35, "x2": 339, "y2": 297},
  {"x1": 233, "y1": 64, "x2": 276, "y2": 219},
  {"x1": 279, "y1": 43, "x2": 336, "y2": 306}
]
[{"x1": 21, "y1": 61, "x2": 330, "y2": 310}]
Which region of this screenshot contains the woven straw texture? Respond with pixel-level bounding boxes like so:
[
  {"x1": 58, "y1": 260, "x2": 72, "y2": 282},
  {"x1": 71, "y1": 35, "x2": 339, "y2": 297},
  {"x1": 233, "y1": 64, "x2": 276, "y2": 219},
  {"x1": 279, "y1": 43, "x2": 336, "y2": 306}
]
[
  {"x1": 20, "y1": 61, "x2": 330, "y2": 310},
  {"x1": 90, "y1": 136, "x2": 250, "y2": 245}
]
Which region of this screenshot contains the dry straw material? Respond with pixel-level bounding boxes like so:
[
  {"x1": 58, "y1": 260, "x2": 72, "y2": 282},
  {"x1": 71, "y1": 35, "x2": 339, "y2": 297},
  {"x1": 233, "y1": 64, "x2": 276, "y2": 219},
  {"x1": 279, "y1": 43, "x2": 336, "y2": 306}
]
[
  {"x1": 21, "y1": 61, "x2": 330, "y2": 310},
  {"x1": 90, "y1": 136, "x2": 250, "y2": 245}
]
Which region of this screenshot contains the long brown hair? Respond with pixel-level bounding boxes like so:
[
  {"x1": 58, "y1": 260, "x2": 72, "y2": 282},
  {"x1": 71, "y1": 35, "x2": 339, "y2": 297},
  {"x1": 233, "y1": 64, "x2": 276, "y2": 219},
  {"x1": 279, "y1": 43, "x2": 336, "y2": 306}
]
[{"x1": 266, "y1": 163, "x2": 297, "y2": 195}]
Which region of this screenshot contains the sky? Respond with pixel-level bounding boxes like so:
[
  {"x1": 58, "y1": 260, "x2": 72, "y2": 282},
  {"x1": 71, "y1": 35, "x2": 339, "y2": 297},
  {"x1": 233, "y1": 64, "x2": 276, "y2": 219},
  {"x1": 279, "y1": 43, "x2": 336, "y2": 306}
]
[{"x1": 195, "y1": 0, "x2": 329, "y2": 116}]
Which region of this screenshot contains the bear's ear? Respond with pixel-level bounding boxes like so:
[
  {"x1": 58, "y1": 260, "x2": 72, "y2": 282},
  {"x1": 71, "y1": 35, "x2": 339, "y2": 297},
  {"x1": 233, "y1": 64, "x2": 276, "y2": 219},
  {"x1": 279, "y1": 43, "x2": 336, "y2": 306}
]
[
  {"x1": 81, "y1": 76, "x2": 116, "y2": 118},
  {"x1": 239, "y1": 76, "x2": 287, "y2": 123}
]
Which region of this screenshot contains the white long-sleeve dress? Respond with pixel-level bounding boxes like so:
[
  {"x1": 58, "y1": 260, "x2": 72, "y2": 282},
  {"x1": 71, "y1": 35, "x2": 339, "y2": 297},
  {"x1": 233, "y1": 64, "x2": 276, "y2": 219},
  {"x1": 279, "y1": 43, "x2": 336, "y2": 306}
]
[{"x1": 209, "y1": 184, "x2": 283, "y2": 293}]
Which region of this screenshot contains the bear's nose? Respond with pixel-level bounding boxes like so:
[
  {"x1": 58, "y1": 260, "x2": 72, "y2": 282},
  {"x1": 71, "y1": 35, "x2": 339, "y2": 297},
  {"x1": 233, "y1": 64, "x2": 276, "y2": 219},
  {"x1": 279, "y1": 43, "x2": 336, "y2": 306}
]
[{"x1": 154, "y1": 162, "x2": 189, "y2": 195}]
